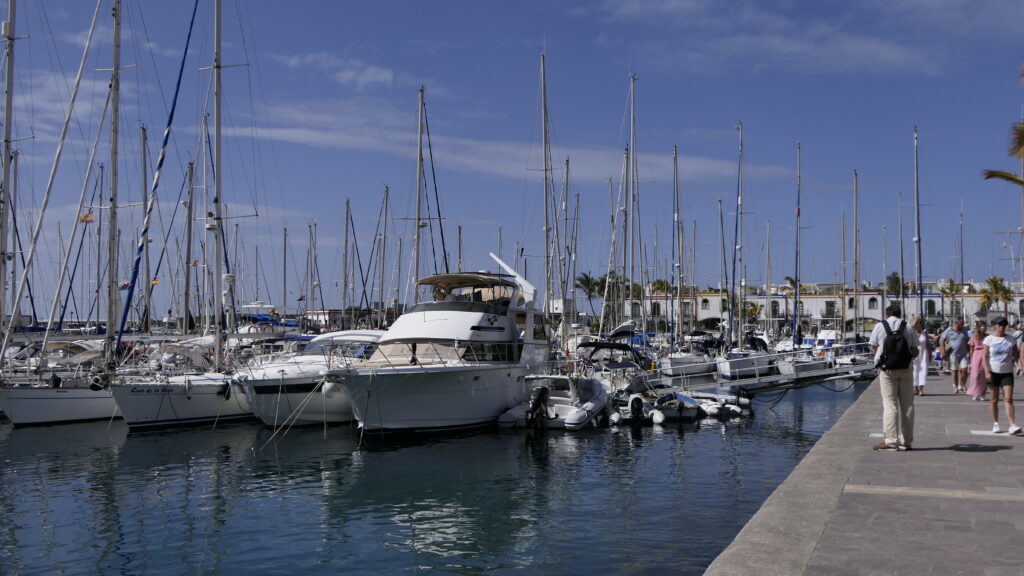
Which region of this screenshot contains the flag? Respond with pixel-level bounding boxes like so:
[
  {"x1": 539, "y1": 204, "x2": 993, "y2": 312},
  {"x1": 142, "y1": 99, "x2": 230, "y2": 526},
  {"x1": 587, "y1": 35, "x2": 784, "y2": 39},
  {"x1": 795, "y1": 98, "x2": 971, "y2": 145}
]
[
  {"x1": 151, "y1": 279, "x2": 159, "y2": 286},
  {"x1": 191, "y1": 260, "x2": 199, "y2": 267},
  {"x1": 297, "y1": 295, "x2": 306, "y2": 302},
  {"x1": 78, "y1": 211, "x2": 94, "y2": 223}
]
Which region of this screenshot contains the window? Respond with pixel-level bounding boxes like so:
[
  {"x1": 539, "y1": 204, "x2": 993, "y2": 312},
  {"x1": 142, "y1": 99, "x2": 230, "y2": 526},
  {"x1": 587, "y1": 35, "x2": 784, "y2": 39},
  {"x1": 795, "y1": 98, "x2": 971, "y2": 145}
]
[
  {"x1": 721, "y1": 299, "x2": 728, "y2": 312},
  {"x1": 848, "y1": 297, "x2": 855, "y2": 309},
  {"x1": 797, "y1": 301, "x2": 805, "y2": 315},
  {"x1": 771, "y1": 301, "x2": 780, "y2": 316},
  {"x1": 533, "y1": 314, "x2": 547, "y2": 341},
  {"x1": 868, "y1": 297, "x2": 878, "y2": 310},
  {"x1": 952, "y1": 301, "x2": 962, "y2": 316},
  {"x1": 925, "y1": 300, "x2": 936, "y2": 315},
  {"x1": 683, "y1": 301, "x2": 693, "y2": 315},
  {"x1": 1018, "y1": 300, "x2": 1024, "y2": 316},
  {"x1": 651, "y1": 302, "x2": 661, "y2": 316},
  {"x1": 701, "y1": 299, "x2": 710, "y2": 311},
  {"x1": 825, "y1": 300, "x2": 836, "y2": 318}
]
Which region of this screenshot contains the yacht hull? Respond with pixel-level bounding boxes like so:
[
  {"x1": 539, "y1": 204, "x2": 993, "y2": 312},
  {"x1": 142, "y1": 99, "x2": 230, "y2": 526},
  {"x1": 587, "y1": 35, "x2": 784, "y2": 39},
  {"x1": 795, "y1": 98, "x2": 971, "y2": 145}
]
[
  {"x1": 243, "y1": 375, "x2": 353, "y2": 426},
  {"x1": 330, "y1": 364, "x2": 530, "y2": 432},
  {"x1": 0, "y1": 385, "x2": 120, "y2": 426},
  {"x1": 111, "y1": 372, "x2": 252, "y2": 430}
]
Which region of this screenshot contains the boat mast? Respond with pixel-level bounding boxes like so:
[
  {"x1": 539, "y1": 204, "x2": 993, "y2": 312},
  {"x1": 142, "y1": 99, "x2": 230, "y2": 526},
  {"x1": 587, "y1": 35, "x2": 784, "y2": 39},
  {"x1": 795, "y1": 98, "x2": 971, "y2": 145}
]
[
  {"x1": 412, "y1": 86, "x2": 425, "y2": 303},
  {"x1": 854, "y1": 169, "x2": 860, "y2": 337},
  {"x1": 673, "y1": 145, "x2": 682, "y2": 342},
  {"x1": 342, "y1": 197, "x2": 350, "y2": 324},
  {"x1": 898, "y1": 186, "x2": 906, "y2": 314},
  {"x1": 959, "y1": 208, "x2": 965, "y2": 322},
  {"x1": 913, "y1": 127, "x2": 923, "y2": 318},
  {"x1": 0, "y1": 0, "x2": 15, "y2": 336},
  {"x1": 728, "y1": 122, "x2": 743, "y2": 348},
  {"x1": 380, "y1": 186, "x2": 389, "y2": 320},
  {"x1": 791, "y1": 143, "x2": 801, "y2": 347},
  {"x1": 212, "y1": 0, "x2": 224, "y2": 371},
  {"x1": 182, "y1": 161, "x2": 194, "y2": 333},
  {"x1": 141, "y1": 125, "x2": 151, "y2": 332},
  {"x1": 765, "y1": 221, "x2": 771, "y2": 338},
  {"x1": 540, "y1": 52, "x2": 553, "y2": 321},
  {"x1": 104, "y1": 0, "x2": 122, "y2": 370}
]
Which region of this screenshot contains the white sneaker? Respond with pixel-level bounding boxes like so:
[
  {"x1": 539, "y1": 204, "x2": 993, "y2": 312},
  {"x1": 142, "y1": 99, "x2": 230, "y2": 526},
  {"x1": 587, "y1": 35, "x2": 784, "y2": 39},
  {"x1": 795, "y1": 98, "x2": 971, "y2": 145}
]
[
  {"x1": 1009, "y1": 425, "x2": 1022, "y2": 435},
  {"x1": 993, "y1": 422, "x2": 1002, "y2": 433}
]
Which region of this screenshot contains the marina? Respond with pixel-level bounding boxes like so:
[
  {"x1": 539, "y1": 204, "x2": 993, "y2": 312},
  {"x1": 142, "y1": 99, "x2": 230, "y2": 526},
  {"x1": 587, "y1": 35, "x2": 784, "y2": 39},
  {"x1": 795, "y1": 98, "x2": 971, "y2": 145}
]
[
  {"x1": 0, "y1": 377, "x2": 867, "y2": 575},
  {"x1": 0, "y1": 1, "x2": 1020, "y2": 574}
]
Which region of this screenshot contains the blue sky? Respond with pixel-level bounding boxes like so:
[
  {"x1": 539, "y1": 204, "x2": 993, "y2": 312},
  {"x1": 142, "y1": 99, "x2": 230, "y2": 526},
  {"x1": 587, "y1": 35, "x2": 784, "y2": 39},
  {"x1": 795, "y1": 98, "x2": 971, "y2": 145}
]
[{"x1": 8, "y1": 0, "x2": 1024, "y2": 317}]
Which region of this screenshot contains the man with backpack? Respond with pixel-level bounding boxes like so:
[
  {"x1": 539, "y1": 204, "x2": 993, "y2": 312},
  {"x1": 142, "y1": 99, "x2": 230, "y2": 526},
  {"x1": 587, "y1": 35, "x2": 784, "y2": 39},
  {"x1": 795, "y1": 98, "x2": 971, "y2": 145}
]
[{"x1": 868, "y1": 304, "x2": 920, "y2": 451}]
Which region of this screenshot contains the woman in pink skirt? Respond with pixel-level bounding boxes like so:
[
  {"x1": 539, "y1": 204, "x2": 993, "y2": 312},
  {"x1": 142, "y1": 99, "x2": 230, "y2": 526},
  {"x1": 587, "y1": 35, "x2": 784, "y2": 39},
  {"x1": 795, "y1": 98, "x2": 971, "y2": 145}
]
[{"x1": 965, "y1": 321, "x2": 989, "y2": 400}]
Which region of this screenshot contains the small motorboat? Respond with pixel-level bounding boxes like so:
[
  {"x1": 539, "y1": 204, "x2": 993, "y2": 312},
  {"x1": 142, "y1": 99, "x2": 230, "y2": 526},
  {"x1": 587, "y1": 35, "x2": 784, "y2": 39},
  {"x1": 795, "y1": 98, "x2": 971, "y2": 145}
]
[{"x1": 498, "y1": 374, "x2": 609, "y2": 430}]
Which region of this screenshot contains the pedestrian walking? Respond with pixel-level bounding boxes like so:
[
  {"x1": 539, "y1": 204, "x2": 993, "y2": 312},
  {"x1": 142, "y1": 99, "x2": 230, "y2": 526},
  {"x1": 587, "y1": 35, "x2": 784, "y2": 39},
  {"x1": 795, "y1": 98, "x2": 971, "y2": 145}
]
[
  {"x1": 983, "y1": 316, "x2": 1021, "y2": 435},
  {"x1": 940, "y1": 318, "x2": 969, "y2": 393},
  {"x1": 869, "y1": 304, "x2": 919, "y2": 450},
  {"x1": 912, "y1": 316, "x2": 930, "y2": 395},
  {"x1": 965, "y1": 321, "x2": 989, "y2": 401}
]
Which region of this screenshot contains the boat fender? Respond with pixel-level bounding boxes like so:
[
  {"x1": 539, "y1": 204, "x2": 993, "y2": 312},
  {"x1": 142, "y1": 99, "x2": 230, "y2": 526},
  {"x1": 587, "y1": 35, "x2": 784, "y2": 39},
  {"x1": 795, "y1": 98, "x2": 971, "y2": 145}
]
[
  {"x1": 608, "y1": 411, "x2": 621, "y2": 425},
  {"x1": 322, "y1": 380, "x2": 338, "y2": 396},
  {"x1": 650, "y1": 409, "x2": 665, "y2": 425}
]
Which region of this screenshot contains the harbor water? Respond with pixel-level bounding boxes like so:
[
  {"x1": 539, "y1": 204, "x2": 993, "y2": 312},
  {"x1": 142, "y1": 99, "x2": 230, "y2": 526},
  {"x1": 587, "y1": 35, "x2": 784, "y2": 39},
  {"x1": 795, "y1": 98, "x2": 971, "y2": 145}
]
[{"x1": 0, "y1": 380, "x2": 868, "y2": 575}]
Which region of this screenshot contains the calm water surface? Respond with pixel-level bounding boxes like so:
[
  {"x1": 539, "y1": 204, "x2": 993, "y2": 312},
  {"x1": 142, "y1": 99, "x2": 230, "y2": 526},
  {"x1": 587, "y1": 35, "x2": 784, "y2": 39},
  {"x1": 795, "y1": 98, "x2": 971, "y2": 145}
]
[{"x1": 0, "y1": 381, "x2": 867, "y2": 575}]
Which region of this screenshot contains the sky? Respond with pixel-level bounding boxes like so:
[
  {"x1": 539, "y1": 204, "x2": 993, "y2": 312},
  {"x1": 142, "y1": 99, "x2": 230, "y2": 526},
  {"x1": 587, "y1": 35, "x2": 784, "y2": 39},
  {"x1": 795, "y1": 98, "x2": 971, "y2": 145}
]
[{"x1": 6, "y1": 0, "x2": 1024, "y2": 319}]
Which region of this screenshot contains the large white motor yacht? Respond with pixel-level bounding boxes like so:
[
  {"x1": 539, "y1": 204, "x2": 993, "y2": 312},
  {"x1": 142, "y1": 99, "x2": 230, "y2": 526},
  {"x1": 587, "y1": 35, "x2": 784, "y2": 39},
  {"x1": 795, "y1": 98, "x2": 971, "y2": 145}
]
[{"x1": 322, "y1": 256, "x2": 549, "y2": 432}]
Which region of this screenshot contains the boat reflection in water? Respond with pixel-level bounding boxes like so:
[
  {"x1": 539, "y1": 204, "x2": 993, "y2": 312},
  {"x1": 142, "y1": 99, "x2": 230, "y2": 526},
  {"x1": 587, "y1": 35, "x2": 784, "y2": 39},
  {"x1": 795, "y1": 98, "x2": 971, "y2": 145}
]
[{"x1": 0, "y1": 379, "x2": 869, "y2": 575}]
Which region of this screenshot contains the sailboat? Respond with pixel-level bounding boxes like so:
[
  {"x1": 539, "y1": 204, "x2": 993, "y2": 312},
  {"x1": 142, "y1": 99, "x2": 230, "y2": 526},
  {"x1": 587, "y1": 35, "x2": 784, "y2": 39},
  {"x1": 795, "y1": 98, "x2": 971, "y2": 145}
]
[
  {"x1": 715, "y1": 123, "x2": 775, "y2": 380},
  {"x1": 657, "y1": 146, "x2": 713, "y2": 377},
  {"x1": 110, "y1": 0, "x2": 253, "y2": 430},
  {"x1": 0, "y1": 0, "x2": 124, "y2": 425}
]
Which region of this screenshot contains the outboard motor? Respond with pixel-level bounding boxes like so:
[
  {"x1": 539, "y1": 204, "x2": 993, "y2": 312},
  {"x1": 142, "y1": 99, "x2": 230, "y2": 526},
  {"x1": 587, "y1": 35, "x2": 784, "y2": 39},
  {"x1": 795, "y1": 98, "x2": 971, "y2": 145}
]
[
  {"x1": 525, "y1": 386, "x2": 550, "y2": 427},
  {"x1": 629, "y1": 395, "x2": 645, "y2": 422}
]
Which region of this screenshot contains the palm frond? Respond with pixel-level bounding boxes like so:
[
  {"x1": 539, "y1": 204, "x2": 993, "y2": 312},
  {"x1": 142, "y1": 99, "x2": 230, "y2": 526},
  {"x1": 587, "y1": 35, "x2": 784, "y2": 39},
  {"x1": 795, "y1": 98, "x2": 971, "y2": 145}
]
[
  {"x1": 1011, "y1": 122, "x2": 1024, "y2": 159},
  {"x1": 983, "y1": 170, "x2": 1024, "y2": 186}
]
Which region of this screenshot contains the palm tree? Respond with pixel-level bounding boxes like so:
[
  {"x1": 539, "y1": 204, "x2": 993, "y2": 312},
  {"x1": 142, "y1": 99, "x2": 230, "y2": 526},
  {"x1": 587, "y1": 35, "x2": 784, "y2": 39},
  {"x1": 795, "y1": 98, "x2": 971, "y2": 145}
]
[
  {"x1": 983, "y1": 121, "x2": 1024, "y2": 186},
  {"x1": 574, "y1": 272, "x2": 600, "y2": 317},
  {"x1": 780, "y1": 276, "x2": 796, "y2": 294},
  {"x1": 978, "y1": 276, "x2": 1012, "y2": 316},
  {"x1": 885, "y1": 272, "x2": 906, "y2": 298},
  {"x1": 649, "y1": 278, "x2": 672, "y2": 295},
  {"x1": 938, "y1": 277, "x2": 959, "y2": 319},
  {"x1": 745, "y1": 301, "x2": 763, "y2": 323}
]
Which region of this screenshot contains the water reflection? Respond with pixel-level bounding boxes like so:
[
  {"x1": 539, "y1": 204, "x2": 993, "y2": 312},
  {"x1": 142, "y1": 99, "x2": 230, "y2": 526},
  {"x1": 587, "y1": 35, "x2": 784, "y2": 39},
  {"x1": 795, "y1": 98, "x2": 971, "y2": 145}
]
[{"x1": 0, "y1": 380, "x2": 868, "y2": 575}]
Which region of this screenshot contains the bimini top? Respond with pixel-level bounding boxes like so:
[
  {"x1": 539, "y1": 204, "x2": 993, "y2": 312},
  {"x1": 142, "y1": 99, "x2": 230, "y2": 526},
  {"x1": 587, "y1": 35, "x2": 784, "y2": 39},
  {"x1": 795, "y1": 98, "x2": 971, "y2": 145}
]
[{"x1": 416, "y1": 272, "x2": 517, "y2": 291}]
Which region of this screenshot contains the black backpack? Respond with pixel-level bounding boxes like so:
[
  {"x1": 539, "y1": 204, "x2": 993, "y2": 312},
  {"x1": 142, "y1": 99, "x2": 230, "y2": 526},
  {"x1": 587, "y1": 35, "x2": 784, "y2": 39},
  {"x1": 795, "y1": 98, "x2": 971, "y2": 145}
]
[{"x1": 878, "y1": 320, "x2": 913, "y2": 370}]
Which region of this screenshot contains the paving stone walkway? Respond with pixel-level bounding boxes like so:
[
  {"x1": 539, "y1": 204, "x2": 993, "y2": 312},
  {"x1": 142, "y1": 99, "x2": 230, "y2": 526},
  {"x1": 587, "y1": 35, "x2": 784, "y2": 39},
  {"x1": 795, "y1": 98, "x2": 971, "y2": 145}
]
[{"x1": 705, "y1": 373, "x2": 1024, "y2": 576}]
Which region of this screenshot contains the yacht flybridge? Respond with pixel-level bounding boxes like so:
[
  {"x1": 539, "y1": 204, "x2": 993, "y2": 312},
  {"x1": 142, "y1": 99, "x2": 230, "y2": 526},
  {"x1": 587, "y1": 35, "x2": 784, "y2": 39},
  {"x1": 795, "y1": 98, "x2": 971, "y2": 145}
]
[{"x1": 322, "y1": 255, "x2": 549, "y2": 432}]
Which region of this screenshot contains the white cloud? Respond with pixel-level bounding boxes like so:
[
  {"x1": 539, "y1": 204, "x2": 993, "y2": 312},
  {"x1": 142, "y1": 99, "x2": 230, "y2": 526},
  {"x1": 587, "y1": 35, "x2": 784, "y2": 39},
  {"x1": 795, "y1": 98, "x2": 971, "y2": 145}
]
[{"x1": 269, "y1": 51, "x2": 395, "y2": 90}]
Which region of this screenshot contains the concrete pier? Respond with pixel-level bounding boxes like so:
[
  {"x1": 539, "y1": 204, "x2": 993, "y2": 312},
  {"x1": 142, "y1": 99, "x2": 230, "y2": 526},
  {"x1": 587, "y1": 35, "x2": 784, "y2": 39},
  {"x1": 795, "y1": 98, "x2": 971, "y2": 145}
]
[{"x1": 705, "y1": 373, "x2": 1024, "y2": 575}]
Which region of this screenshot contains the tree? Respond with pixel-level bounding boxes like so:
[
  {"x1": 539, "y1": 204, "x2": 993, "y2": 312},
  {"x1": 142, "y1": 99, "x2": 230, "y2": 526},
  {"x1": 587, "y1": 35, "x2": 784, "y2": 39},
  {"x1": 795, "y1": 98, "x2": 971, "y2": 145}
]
[
  {"x1": 885, "y1": 272, "x2": 906, "y2": 297},
  {"x1": 983, "y1": 121, "x2": 1024, "y2": 187},
  {"x1": 745, "y1": 301, "x2": 763, "y2": 322},
  {"x1": 979, "y1": 276, "x2": 1012, "y2": 315},
  {"x1": 939, "y1": 277, "x2": 960, "y2": 319},
  {"x1": 780, "y1": 276, "x2": 796, "y2": 294},
  {"x1": 649, "y1": 278, "x2": 672, "y2": 295},
  {"x1": 574, "y1": 272, "x2": 600, "y2": 317}
]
